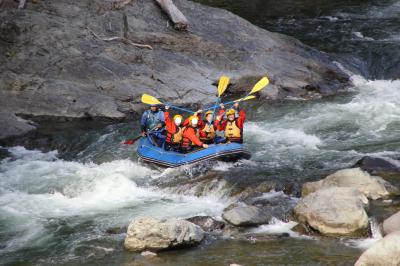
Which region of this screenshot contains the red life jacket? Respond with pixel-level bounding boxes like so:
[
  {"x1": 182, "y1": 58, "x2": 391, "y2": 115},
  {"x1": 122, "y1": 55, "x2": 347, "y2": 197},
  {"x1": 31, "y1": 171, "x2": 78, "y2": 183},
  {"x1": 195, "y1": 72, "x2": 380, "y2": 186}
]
[{"x1": 181, "y1": 126, "x2": 200, "y2": 149}]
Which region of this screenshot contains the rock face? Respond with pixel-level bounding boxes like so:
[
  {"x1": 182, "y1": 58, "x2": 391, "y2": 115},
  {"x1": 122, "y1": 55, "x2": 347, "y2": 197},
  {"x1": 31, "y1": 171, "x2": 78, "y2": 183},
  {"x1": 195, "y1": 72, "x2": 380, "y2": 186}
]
[
  {"x1": 355, "y1": 231, "x2": 400, "y2": 266},
  {"x1": 124, "y1": 217, "x2": 205, "y2": 252},
  {"x1": 222, "y1": 205, "x2": 271, "y2": 226},
  {"x1": 294, "y1": 187, "x2": 369, "y2": 236},
  {"x1": 302, "y1": 168, "x2": 398, "y2": 200},
  {"x1": 0, "y1": 0, "x2": 352, "y2": 140},
  {"x1": 0, "y1": 112, "x2": 36, "y2": 140},
  {"x1": 355, "y1": 156, "x2": 400, "y2": 174},
  {"x1": 382, "y1": 211, "x2": 400, "y2": 236}
]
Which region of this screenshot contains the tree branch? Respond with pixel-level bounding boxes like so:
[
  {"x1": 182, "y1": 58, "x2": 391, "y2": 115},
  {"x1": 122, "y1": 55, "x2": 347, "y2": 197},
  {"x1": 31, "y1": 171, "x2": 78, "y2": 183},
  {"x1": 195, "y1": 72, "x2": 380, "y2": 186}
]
[{"x1": 154, "y1": 0, "x2": 189, "y2": 31}]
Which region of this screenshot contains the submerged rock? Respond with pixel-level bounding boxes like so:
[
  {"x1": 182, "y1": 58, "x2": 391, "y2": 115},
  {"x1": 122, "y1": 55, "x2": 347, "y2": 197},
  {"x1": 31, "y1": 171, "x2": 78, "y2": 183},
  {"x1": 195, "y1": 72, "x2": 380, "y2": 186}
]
[
  {"x1": 354, "y1": 156, "x2": 400, "y2": 174},
  {"x1": 222, "y1": 204, "x2": 271, "y2": 226},
  {"x1": 0, "y1": 0, "x2": 352, "y2": 140},
  {"x1": 124, "y1": 217, "x2": 204, "y2": 252},
  {"x1": 355, "y1": 231, "x2": 400, "y2": 266},
  {"x1": 302, "y1": 168, "x2": 398, "y2": 200},
  {"x1": 186, "y1": 216, "x2": 225, "y2": 232},
  {"x1": 382, "y1": 211, "x2": 400, "y2": 236},
  {"x1": 294, "y1": 187, "x2": 369, "y2": 236}
]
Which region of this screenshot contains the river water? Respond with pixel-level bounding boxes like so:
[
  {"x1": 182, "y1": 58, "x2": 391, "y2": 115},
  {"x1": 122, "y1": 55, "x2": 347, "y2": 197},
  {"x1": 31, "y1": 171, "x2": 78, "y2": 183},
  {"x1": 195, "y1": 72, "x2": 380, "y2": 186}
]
[{"x1": 2, "y1": 1, "x2": 400, "y2": 265}]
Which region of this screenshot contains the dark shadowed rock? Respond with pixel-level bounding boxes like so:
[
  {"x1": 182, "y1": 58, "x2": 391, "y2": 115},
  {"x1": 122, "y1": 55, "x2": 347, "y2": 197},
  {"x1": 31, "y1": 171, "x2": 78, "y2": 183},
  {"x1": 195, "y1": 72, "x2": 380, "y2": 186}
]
[
  {"x1": 355, "y1": 156, "x2": 400, "y2": 174},
  {"x1": 0, "y1": 0, "x2": 352, "y2": 140},
  {"x1": 186, "y1": 216, "x2": 225, "y2": 232}
]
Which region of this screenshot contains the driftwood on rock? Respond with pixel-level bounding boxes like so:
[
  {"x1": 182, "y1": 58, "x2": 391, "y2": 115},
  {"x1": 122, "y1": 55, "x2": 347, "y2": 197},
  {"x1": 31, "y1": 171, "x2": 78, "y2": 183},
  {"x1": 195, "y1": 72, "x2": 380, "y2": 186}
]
[
  {"x1": 154, "y1": 0, "x2": 189, "y2": 30},
  {"x1": 85, "y1": 12, "x2": 153, "y2": 50},
  {"x1": 18, "y1": 0, "x2": 26, "y2": 9},
  {"x1": 111, "y1": 0, "x2": 132, "y2": 10}
]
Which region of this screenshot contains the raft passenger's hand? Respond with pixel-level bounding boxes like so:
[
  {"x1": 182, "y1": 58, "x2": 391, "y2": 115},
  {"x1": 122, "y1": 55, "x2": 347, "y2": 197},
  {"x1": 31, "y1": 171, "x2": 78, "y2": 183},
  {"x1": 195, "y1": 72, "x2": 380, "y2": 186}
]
[
  {"x1": 165, "y1": 105, "x2": 170, "y2": 110},
  {"x1": 157, "y1": 123, "x2": 163, "y2": 129},
  {"x1": 141, "y1": 132, "x2": 146, "y2": 137},
  {"x1": 233, "y1": 102, "x2": 239, "y2": 108},
  {"x1": 202, "y1": 144, "x2": 209, "y2": 148},
  {"x1": 220, "y1": 103, "x2": 225, "y2": 109}
]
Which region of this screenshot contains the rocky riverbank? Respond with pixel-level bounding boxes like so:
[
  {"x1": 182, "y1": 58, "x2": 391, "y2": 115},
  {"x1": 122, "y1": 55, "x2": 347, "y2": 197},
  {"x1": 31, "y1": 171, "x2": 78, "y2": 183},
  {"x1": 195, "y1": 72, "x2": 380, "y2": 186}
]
[{"x1": 0, "y1": 0, "x2": 352, "y2": 141}]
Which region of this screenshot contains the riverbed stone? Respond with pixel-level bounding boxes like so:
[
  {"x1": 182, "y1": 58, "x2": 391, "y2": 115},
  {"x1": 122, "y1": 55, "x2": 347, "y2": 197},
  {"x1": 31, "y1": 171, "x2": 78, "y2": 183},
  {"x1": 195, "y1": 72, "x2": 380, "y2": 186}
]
[
  {"x1": 382, "y1": 211, "x2": 400, "y2": 236},
  {"x1": 302, "y1": 168, "x2": 398, "y2": 200},
  {"x1": 355, "y1": 231, "x2": 400, "y2": 266},
  {"x1": 222, "y1": 205, "x2": 272, "y2": 226},
  {"x1": 124, "y1": 217, "x2": 205, "y2": 252},
  {"x1": 0, "y1": 0, "x2": 352, "y2": 140},
  {"x1": 186, "y1": 216, "x2": 225, "y2": 232},
  {"x1": 294, "y1": 187, "x2": 369, "y2": 236}
]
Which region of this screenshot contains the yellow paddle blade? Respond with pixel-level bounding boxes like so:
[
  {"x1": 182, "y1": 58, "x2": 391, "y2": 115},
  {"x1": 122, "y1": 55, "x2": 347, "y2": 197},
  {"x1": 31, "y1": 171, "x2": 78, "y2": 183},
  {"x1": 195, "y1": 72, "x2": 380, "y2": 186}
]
[
  {"x1": 249, "y1": 76, "x2": 269, "y2": 94},
  {"x1": 141, "y1": 93, "x2": 162, "y2": 105},
  {"x1": 234, "y1": 95, "x2": 256, "y2": 102},
  {"x1": 217, "y1": 75, "x2": 230, "y2": 97}
]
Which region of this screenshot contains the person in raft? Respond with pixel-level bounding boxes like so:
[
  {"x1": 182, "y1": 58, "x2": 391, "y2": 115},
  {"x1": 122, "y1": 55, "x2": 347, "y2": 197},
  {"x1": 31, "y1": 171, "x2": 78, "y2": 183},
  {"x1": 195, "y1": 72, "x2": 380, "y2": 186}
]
[
  {"x1": 163, "y1": 105, "x2": 184, "y2": 151},
  {"x1": 140, "y1": 104, "x2": 165, "y2": 146},
  {"x1": 216, "y1": 102, "x2": 246, "y2": 143},
  {"x1": 197, "y1": 110, "x2": 216, "y2": 144},
  {"x1": 181, "y1": 115, "x2": 209, "y2": 153}
]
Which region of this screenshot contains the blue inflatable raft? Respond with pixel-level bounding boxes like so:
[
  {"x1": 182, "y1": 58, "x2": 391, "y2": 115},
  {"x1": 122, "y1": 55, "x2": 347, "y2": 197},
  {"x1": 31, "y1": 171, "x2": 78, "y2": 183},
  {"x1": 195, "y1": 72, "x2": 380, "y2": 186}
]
[{"x1": 137, "y1": 137, "x2": 251, "y2": 168}]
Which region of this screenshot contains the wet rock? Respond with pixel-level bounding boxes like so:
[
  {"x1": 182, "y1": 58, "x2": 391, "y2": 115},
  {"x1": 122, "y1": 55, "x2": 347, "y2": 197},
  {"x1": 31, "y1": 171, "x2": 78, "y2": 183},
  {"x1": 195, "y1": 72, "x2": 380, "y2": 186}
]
[
  {"x1": 186, "y1": 216, "x2": 225, "y2": 232},
  {"x1": 124, "y1": 217, "x2": 204, "y2": 252},
  {"x1": 0, "y1": 0, "x2": 352, "y2": 140},
  {"x1": 355, "y1": 231, "x2": 400, "y2": 266},
  {"x1": 294, "y1": 187, "x2": 369, "y2": 236},
  {"x1": 302, "y1": 168, "x2": 398, "y2": 200},
  {"x1": 354, "y1": 156, "x2": 400, "y2": 174},
  {"x1": 0, "y1": 112, "x2": 36, "y2": 140},
  {"x1": 382, "y1": 211, "x2": 400, "y2": 236},
  {"x1": 222, "y1": 204, "x2": 272, "y2": 226},
  {"x1": 105, "y1": 226, "x2": 127, "y2": 235}
]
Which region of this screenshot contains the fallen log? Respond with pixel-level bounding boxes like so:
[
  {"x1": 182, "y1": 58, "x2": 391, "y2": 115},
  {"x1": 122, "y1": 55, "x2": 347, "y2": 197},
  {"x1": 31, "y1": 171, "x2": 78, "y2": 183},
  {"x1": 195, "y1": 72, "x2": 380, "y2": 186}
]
[{"x1": 154, "y1": 0, "x2": 188, "y2": 31}]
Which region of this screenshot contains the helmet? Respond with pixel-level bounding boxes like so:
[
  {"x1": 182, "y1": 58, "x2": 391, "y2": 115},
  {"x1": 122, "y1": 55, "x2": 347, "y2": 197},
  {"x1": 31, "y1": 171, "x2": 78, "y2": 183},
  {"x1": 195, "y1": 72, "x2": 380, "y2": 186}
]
[
  {"x1": 205, "y1": 110, "x2": 214, "y2": 116},
  {"x1": 150, "y1": 104, "x2": 158, "y2": 108},
  {"x1": 173, "y1": 114, "x2": 183, "y2": 124},
  {"x1": 189, "y1": 116, "x2": 199, "y2": 126},
  {"x1": 226, "y1": 109, "x2": 236, "y2": 116}
]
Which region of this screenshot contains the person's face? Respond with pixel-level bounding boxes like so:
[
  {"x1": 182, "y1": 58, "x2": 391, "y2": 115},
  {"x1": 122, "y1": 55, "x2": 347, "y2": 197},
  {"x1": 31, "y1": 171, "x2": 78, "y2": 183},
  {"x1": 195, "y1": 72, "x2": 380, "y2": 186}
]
[
  {"x1": 150, "y1": 106, "x2": 157, "y2": 112},
  {"x1": 228, "y1": 114, "x2": 235, "y2": 121},
  {"x1": 206, "y1": 114, "x2": 213, "y2": 122},
  {"x1": 174, "y1": 118, "x2": 182, "y2": 126}
]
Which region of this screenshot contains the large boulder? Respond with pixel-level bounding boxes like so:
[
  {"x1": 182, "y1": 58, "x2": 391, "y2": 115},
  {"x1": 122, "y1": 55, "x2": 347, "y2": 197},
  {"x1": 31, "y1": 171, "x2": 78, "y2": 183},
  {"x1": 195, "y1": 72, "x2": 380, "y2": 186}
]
[
  {"x1": 222, "y1": 205, "x2": 271, "y2": 226},
  {"x1": 124, "y1": 217, "x2": 205, "y2": 252},
  {"x1": 0, "y1": 0, "x2": 352, "y2": 140},
  {"x1": 294, "y1": 187, "x2": 369, "y2": 236},
  {"x1": 382, "y1": 211, "x2": 400, "y2": 236},
  {"x1": 354, "y1": 156, "x2": 400, "y2": 174},
  {"x1": 302, "y1": 168, "x2": 398, "y2": 200},
  {"x1": 355, "y1": 231, "x2": 400, "y2": 266}
]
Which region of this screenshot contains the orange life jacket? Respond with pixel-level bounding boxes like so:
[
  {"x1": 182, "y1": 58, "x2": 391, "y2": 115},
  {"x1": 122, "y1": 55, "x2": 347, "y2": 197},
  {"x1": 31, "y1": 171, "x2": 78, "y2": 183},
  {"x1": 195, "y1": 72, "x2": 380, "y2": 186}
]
[
  {"x1": 166, "y1": 125, "x2": 184, "y2": 144},
  {"x1": 200, "y1": 122, "x2": 215, "y2": 141}
]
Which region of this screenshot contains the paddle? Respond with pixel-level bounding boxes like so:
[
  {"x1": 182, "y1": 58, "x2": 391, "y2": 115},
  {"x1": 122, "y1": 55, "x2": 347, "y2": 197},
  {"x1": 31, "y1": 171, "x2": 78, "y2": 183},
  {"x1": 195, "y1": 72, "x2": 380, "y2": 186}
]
[
  {"x1": 213, "y1": 75, "x2": 230, "y2": 116},
  {"x1": 203, "y1": 95, "x2": 256, "y2": 111},
  {"x1": 122, "y1": 126, "x2": 160, "y2": 145},
  {"x1": 141, "y1": 93, "x2": 194, "y2": 113}
]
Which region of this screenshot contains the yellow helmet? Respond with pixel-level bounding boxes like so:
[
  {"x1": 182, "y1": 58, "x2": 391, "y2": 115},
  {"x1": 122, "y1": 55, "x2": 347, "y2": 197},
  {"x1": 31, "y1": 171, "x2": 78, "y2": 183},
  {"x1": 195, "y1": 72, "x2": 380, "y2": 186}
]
[
  {"x1": 226, "y1": 109, "x2": 236, "y2": 116},
  {"x1": 189, "y1": 115, "x2": 199, "y2": 126},
  {"x1": 173, "y1": 114, "x2": 183, "y2": 121},
  {"x1": 205, "y1": 110, "x2": 214, "y2": 116}
]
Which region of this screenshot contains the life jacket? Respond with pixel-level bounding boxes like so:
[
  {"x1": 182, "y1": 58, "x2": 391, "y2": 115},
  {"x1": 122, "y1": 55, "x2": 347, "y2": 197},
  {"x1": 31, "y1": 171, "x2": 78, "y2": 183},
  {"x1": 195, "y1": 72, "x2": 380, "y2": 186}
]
[
  {"x1": 181, "y1": 126, "x2": 200, "y2": 149},
  {"x1": 200, "y1": 122, "x2": 215, "y2": 141},
  {"x1": 146, "y1": 110, "x2": 162, "y2": 131},
  {"x1": 224, "y1": 119, "x2": 242, "y2": 141},
  {"x1": 166, "y1": 125, "x2": 184, "y2": 144}
]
